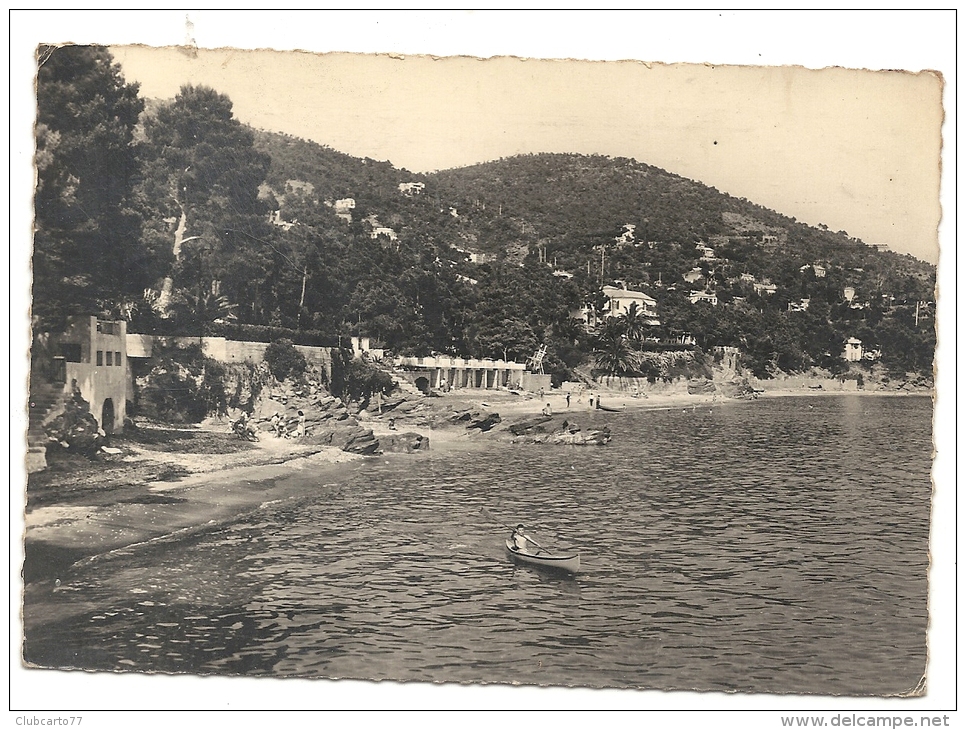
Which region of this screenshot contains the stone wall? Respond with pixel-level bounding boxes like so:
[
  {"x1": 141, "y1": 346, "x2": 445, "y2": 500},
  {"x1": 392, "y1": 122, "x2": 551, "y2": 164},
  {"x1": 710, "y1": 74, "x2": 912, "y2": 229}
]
[
  {"x1": 166, "y1": 336, "x2": 333, "y2": 382},
  {"x1": 520, "y1": 372, "x2": 553, "y2": 393}
]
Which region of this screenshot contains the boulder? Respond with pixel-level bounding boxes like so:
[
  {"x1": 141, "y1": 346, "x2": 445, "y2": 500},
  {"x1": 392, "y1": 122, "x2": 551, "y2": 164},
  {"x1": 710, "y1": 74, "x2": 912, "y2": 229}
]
[
  {"x1": 379, "y1": 432, "x2": 430, "y2": 453},
  {"x1": 468, "y1": 413, "x2": 502, "y2": 432},
  {"x1": 507, "y1": 414, "x2": 553, "y2": 436},
  {"x1": 304, "y1": 422, "x2": 380, "y2": 455},
  {"x1": 687, "y1": 379, "x2": 716, "y2": 395},
  {"x1": 44, "y1": 390, "x2": 106, "y2": 457},
  {"x1": 522, "y1": 426, "x2": 611, "y2": 446},
  {"x1": 377, "y1": 397, "x2": 409, "y2": 413}
]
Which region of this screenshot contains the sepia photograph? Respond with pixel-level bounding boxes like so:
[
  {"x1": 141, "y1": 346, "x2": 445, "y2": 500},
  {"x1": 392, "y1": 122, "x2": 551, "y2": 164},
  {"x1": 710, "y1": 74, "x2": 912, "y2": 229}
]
[{"x1": 11, "y1": 9, "x2": 954, "y2": 720}]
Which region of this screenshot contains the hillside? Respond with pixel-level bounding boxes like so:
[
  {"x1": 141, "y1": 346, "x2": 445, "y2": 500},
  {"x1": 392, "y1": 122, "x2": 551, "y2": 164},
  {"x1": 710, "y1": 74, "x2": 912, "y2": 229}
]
[
  {"x1": 246, "y1": 134, "x2": 935, "y2": 381},
  {"x1": 34, "y1": 50, "x2": 935, "y2": 388}
]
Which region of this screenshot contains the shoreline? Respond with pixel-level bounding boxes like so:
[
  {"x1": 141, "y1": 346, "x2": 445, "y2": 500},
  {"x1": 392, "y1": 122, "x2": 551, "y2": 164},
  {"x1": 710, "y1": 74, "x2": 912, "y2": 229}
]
[
  {"x1": 22, "y1": 437, "x2": 366, "y2": 586},
  {"x1": 21, "y1": 386, "x2": 931, "y2": 588}
]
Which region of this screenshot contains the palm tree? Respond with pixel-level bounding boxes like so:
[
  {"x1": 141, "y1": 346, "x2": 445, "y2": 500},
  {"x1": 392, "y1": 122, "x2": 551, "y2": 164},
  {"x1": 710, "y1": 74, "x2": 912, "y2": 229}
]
[
  {"x1": 594, "y1": 320, "x2": 637, "y2": 376},
  {"x1": 169, "y1": 288, "x2": 238, "y2": 331},
  {"x1": 622, "y1": 302, "x2": 647, "y2": 347}
]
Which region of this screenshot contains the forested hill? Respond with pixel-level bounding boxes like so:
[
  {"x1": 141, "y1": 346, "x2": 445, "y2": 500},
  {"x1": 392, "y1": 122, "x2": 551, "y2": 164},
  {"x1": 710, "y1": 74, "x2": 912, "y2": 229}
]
[
  {"x1": 427, "y1": 153, "x2": 934, "y2": 278},
  {"x1": 252, "y1": 134, "x2": 939, "y2": 381},
  {"x1": 257, "y1": 132, "x2": 933, "y2": 285},
  {"x1": 33, "y1": 46, "x2": 935, "y2": 385},
  {"x1": 254, "y1": 129, "x2": 417, "y2": 212}
]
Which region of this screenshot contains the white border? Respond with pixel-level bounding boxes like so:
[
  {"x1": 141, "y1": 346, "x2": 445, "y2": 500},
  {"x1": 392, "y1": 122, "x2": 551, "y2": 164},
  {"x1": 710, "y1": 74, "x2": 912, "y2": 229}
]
[{"x1": 7, "y1": 9, "x2": 957, "y2": 722}]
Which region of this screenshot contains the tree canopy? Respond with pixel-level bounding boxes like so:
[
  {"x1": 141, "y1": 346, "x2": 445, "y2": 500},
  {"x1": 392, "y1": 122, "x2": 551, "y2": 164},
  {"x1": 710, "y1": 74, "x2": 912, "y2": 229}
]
[
  {"x1": 34, "y1": 44, "x2": 146, "y2": 328},
  {"x1": 32, "y1": 57, "x2": 937, "y2": 384}
]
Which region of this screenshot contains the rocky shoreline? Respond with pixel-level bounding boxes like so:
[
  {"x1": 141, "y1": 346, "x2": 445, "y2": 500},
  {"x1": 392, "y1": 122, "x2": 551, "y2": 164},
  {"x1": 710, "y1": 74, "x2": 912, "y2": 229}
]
[{"x1": 21, "y1": 381, "x2": 930, "y2": 588}]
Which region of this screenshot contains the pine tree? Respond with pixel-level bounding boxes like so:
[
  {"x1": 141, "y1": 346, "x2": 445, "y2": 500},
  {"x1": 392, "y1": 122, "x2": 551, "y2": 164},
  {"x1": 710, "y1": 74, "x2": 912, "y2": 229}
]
[{"x1": 34, "y1": 44, "x2": 146, "y2": 328}]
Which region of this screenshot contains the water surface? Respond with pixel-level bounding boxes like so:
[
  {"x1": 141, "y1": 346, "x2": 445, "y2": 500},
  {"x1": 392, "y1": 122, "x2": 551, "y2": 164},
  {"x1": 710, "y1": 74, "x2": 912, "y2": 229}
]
[{"x1": 23, "y1": 395, "x2": 932, "y2": 695}]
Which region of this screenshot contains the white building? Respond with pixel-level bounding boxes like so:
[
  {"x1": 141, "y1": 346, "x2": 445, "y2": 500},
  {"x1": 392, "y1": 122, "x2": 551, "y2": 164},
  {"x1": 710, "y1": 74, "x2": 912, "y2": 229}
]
[
  {"x1": 398, "y1": 182, "x2": 426, "y2": 196},
  {"x1": 684, "y1": 268, "x2": 705, "y2": 284},
  {"x1": 370, "y1": 226, "x2": 398, "y2": 241},
  {"x1": 754, "y1": 282, "x2": 777, "y2": 296},
  {"x1": 601, "y1": 285, "x2": 660, "y2": 324},
  {"x1": 688, "y1": 290, "x2": 719, "y2": 306},
  {"x1": 615, "y1": 224, "x2": 636, "y2": 246},
  {"x1": 844, "y1": 337, "x2": 863, "y2": 362}
]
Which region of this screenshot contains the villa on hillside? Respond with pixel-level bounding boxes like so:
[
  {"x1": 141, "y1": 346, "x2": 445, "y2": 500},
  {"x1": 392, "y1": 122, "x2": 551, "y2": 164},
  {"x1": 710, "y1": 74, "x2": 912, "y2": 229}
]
[
  {"x1": 572, "y1": 285, "x2": 661, "y2": 329},
  {"x1": 844, "y1": 337, "x2": 863, "y2": 362},
  {"x1": 370, "y1": 226, "x2": 398, "y2": 242},
  {"x1": 398, "y1": 182, "x2": 425, "y2": 196},
  {"x1": 688, "y1": 290, "x2": 719, "y2": 306},
  {"x1": 697, "y1": 245, "x2": 717, "y2": 261},
  {"x1": 601, "y1": 285, "x2": 660, "y2": 325},
  {"x1": 332, "y1": 198, "x2": 355, "y2": 222},
  {"x1": 615, "y1": 224, "x2": 636, "y2": 246},
  {"x1": 269, "y1": 210, "x2": 296, "y2": 231},
  {"x1": 683, "y1": 268, "x2": 704, "y2": 284}
]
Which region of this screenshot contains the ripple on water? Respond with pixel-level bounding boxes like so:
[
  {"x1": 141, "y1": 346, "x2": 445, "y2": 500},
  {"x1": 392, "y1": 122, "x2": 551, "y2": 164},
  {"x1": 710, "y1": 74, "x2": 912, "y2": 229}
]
[{"x1": 22, "y1": 395, "x2": 931, "y2": 694}]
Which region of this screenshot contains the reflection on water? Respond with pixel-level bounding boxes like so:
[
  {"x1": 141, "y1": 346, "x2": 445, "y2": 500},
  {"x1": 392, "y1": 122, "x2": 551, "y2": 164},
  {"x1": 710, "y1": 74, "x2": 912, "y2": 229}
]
[{"x1": 23, "y1": 395, "x2": 932, "y2": 694}]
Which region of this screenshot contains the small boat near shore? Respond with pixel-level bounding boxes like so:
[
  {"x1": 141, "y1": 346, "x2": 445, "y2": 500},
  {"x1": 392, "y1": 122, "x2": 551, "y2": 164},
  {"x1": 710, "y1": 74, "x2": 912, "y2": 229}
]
[
  {"x1": 505, "y1": 540, "x2": 580, "y2": 574},
  {"x1": 596, "y1": 403, "x2": 625, "y2": 412}
]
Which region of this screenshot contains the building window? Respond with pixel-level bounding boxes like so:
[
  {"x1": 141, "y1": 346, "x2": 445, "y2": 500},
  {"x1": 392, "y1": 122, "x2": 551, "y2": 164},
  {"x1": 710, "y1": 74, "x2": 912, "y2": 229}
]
[
  {"x1": 106, "y1": 351, "x2": 113, "y2": 366},
  {"x1": 96, "y1": 321, "x2": 117, "y2": 335},
  {"x1": 96, "y1": 351, "x2": 103, "y2": 366},
  {"x1": 115, "y1": 351, "x2": 122, "y2": 366}
]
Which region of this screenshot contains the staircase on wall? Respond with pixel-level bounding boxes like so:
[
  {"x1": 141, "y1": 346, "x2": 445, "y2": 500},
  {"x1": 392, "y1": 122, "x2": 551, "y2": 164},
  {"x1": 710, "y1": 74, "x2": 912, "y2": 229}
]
[{"x1": 26, "y1": 378, "x2": 68, "y2": 473}]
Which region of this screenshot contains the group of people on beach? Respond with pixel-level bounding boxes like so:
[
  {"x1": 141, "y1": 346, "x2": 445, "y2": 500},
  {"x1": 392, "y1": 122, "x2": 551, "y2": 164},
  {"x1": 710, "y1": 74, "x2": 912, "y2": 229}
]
[
  {"x1": 233, "y1": 411, "x2": 306, "y2": 441},
  {"x1": 270, "y1": 411, "x2": 306, "y2": 439}
]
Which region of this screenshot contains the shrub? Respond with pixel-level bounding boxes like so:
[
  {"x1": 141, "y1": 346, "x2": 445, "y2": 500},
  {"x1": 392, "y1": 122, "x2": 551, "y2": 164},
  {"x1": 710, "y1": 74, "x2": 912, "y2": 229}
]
[
  {"x1": 134, "y1": 342, "x2": 231, "y2": 423},
  {"x1": 264, "y1": 339, "x2": 307, "y2": 382},
  {"x1": 139, "y1": 370, "x2": 208, "y2": 423},
  {"x1": 329, "y1": 348, "x2": 396, "y2": 406}
]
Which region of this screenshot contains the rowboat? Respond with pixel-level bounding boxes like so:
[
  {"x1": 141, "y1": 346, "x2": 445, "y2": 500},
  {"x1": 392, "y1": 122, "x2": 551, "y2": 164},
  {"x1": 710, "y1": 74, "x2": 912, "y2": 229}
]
[
  {"x1": 505, "y1": 540, "x2": 580, "y2": 574},
  {"x1": 597, "y1": 403, "x2": 624, "y2": 412}
]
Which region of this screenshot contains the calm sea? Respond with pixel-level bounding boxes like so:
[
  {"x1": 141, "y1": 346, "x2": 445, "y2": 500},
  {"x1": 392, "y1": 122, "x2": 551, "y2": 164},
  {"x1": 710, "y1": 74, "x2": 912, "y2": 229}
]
[{"x1": 22, "y1": 394, "x2": 933, "y2": 695}]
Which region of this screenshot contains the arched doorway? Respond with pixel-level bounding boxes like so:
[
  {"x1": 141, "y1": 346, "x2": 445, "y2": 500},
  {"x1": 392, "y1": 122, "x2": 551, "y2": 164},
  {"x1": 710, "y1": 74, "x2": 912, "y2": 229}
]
[
  {"x1": 414, "y1": 376, "x2": 430, "y2": 395},
  {"x1": 101, "y1": 398, "x2": 116, "y2": 435}
]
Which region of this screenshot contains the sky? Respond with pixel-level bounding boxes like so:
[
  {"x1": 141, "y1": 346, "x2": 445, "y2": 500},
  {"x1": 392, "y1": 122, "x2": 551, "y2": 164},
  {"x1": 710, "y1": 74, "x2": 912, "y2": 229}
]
[
  {"x1": 108, "y1": 42, "x2": 943, "y2": 265},
  {"x1": 9, "y1": 9, "x2": 957, "y2": 719}
]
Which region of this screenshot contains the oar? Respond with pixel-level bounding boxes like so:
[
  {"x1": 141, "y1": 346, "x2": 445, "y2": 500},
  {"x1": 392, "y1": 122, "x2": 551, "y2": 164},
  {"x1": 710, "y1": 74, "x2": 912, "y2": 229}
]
[{"x1": 480, "y1": 507, "x2": 544, "y2": 549}]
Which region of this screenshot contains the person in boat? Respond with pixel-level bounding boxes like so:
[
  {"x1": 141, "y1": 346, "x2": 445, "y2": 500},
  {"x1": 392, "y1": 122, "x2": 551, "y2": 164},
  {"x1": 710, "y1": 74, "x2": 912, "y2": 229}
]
[{"x1": 511, "y1": 524, "x2": 536, "y2": 553}]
